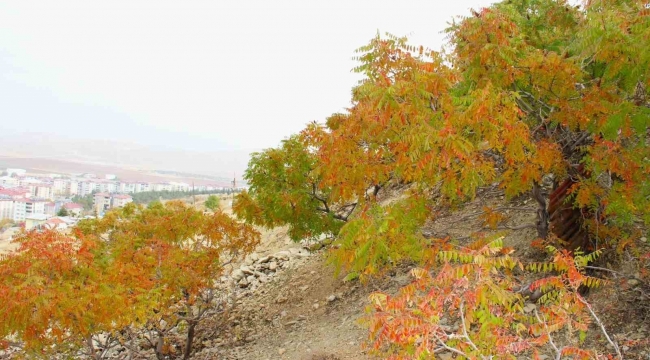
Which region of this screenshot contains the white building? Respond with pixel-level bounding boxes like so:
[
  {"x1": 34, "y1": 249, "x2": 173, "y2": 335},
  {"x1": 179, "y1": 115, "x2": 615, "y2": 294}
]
[
  {"x1": 35, "y1": 185, "x2": 53, "y2": 200},
  {"x1": 0, "y1": 197, "x2": 14, "y2": 220},
  {"x1": 0, "y1": 176, "x2": 19, "y2": 187},
  {"x1": 68, "y1": 180, "x2": 80, "y2": 196},
  {"x1": 93, "y1": 193, "x2": 111, "y2": 215},
  {"x1": 111, "y1": 194, "x2": 133, "y2": 208},
  {"x1": 117, "y1": 182, "x2": 135, "y2": 194},
  {"x1": 12, "y1": 200, "x2": 27, "y2": 222},
  {"x1": 106, "y1": 182, "x2": 118, "y2": 193},
  {"x1": 53, "y1": 178, "x2": 69, "y2": 196},
  {"x1": 135, "y1": 183, "x2": 150, "y2": 193},
  {"x1": 45, "y1": 202, "x2": 57, "y2": 217},
  {"x1": 153, "y1": 183, "x2": 173, "y2": 192},
  {"x1": 19, "y1": 178, "x2": 42, "y2": 189},
  {"x1": 79, "y1": 181, "x2": 96, "y2": 196},
  {"x1": 25, "y1": 199, "x2": 46, "y2": 216}
]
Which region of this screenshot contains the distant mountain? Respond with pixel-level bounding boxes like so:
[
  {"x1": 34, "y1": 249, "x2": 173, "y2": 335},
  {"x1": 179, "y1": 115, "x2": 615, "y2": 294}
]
[{"x1": 0, "y1": 132, "x2": 257, "y2": 180}]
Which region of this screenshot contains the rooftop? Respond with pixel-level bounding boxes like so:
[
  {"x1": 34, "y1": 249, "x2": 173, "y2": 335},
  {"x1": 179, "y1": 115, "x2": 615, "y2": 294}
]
[{"x1": 63, "y1": 203, "x2": 83, "y2": 209}]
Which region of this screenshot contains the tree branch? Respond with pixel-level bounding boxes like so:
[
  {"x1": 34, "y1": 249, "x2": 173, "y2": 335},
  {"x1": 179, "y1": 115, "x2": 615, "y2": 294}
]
[
  {"x1": 534, "y1": 309, "x2": 562, "y2": 360},
  {"x1": 576, "y1": 294, "x2": 622, "y2": 360},
  {"x1": 459, "y1": 301, "x2": 479, "y2": 353},
  {"x1": 433, "y1": 333, "x2": 470, "y2": 359}
]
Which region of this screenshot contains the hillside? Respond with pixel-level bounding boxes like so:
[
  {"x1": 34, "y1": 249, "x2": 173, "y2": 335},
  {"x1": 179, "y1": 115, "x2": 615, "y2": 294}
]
[
  {"x1": 0, "y1": 133, "x2": 253, "y2": 180},
  {"x1": 189, "y1": 193, "x2": 650, "y2": 359},
  {"x1": 0, "y1": 156, "x2": 232, "y2": 187},
  {"x1": 1, "y1": 0, "x2": 649, "y2": 358}
]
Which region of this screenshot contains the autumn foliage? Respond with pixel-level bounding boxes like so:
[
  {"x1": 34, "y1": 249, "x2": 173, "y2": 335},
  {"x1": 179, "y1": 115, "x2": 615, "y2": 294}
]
[
  {"x1": 0, "y1": 201, "x2": 259, "y2": 359},
  {"x1": 234, "y1": 0, "x2": 648, "y2": 358},
  {"x1": 364, "y1": 237, "x2": 616, "y2": 358}
]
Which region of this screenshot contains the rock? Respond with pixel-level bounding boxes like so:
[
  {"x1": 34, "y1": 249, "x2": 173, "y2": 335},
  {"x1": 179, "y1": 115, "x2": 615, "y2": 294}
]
[
  {"x1": 294, "y1": 250, "x2": 311, "y2": 258},
  {"x1": 523, "y1": 303, "x2": 536, "y2": 313},
  {"x1": 438, "y1": 353, "x2": 453, "y2": 360},
  {"x1": 250, "y1": 253, "x2": 259, "y2": 261},
  {"x1": 240, "y1": 265, "x2": 254, "y2": 275},
  {"x1": 628, "y1": 279, "x2": 640, "y2": 287},
  {"x1": 278, "y1": 348, "x2": 286, "y2": 355},
  {"x1": 257, "y1": 256, "x2": 272, "y2": 264},
  {"x1": 269, "y1": 262, "x2": 278, "y2": 271},
  {"x1": 288, "y1": 248, "x2": 301, "y2": 255},
  {"x1": 313, "y1": 303, "x2": 320, "y2": 310},
  {"x1": 244, "y1": 257, "x2": 254, "y2": 266},
  {"x1": 231, "y1": 269, "x2": 245, "y2": 281},
  {"x1": 276, "y1": 296, "x2": 288, "y2": 304},
  {"x1": 327, "y1": 295, "x2": 337, "y2": 303},
  {"x1": 275, "y1": 251, "x2": 291, "y2": 259},
  {"x1": 246, "y1": 275, "x2": 256, "y2": 283},
  {"x1": 640, "y1": 236, "x2": 647, "y2": 243},
  {"x1": 238, "y1": 278, "x2": 249, "y2": 288},
  {"x1": 299, "y1": 285, "x2": 309, "y2": 291}
]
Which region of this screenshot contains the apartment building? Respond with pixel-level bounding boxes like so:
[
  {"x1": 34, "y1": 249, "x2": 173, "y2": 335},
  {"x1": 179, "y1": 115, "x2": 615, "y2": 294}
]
[
  {"x1": 25, "y1": 199, "x2": 46, "y2": 216},
  {"x1": 0, "y1": 196, "x2": 13, "y2": 220},
  {"x1": 35, "y1": 184, "x2": 53, "y2": 200},
  {"x1": 111, "y1": 194, "x2": 133, "y2": 208},
  {"x1": 93, "y1": 192, "x2": 111, "y2": 215},
  {"x1": 53, "y1": 178, "x2": 69, "y2": 196},
  {"x1": 45, "y1": 202, "x2": 56, "y2": 217},
  {"x1": 12, "y1": 200, "x2": 27, "y2": 222},
  {"x1": 0, "y1": 176, "x2": 19, "y2": 187}
]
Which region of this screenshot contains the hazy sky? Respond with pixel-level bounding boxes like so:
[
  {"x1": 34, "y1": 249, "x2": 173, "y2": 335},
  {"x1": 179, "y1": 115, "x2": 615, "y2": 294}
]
[{"x1": 0, "y1": 1, "x2": 496, "y2": 153}]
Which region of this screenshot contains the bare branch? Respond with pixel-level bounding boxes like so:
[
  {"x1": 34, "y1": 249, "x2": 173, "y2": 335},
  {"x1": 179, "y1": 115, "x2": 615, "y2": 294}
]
[
  {"x1": 459, "y1": 301, "x2": 479, "y2": 353},
  {"x1": 576, "y1": 294, "x2": 622, "y2": 360},
  {"x1": 534, "y1": 309, "x2": 561, "y2": 360},
  {"x1": 433, "y1": 333, "x2": 470, "y2": 359}
]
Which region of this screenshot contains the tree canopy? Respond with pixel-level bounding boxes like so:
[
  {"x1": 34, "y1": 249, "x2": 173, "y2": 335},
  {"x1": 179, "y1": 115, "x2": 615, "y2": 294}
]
[
  {"x1": 204, "y1": 194, "x2": 220, "y2": 211},
  {"x1": 236, "y1": 0, "x2": 649, "y2": 268}
]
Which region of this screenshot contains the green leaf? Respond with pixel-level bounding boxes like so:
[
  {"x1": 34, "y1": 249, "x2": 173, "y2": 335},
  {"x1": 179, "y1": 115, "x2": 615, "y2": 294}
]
[
  {"x1": 631, "y1": 108, "x2": 650, "y2": 134},
  {"x1": 344, "y1": 272, "x2": 359, "y2": 282}
]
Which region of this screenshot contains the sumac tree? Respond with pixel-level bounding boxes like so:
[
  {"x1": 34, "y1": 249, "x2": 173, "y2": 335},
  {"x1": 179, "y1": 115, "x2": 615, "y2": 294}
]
[
  {"x1": 233, "y1": 0, "x2": 648, "y2": 357},
  {"x1": 236, "y1": 0, "x2": 649, "y2": 270},
  {"x1": 0, "y1": 201, "x2": 260, "y2": 359}
]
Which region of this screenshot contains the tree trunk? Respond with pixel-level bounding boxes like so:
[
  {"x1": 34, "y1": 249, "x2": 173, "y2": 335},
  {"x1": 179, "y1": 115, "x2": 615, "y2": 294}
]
[
  {"x1": 532, "y1": 182, "x2": 549, "y2": 239},
  {"x1": 183, "y1": 321, "x2": 196, "y2": 360},
  {"x1": 86, "y1": 335, "x2": 100, "y2": 360},
  {"x1": 155, "y1": 331, "x2": 165, "y2": 360}
]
